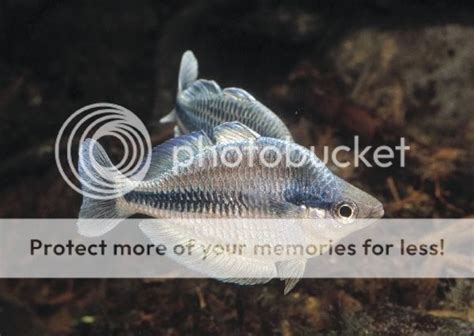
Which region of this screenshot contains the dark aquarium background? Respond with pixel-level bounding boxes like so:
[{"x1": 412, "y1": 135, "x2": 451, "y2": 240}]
[{"x1": 0, "y1": 0, "x2": 473, "y2": 334}]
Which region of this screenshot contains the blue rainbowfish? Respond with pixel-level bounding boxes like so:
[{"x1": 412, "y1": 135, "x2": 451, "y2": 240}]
[
  {"x1": 160, "y1": 51, "x2": 293, "y2": 141},
  {"x1": 77, "y1": 122, "x2": 383, "y2": 293}
]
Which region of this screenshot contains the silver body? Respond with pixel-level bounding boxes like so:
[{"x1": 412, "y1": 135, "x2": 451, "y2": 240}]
[
  {"x1": 78, "y1": 123, "x2": 383, "y2": 293},
  {"x1": 121, "y1": 137, "x2": 329, "y2": 219},
  {"x1": 161, "y1": 51, "x2": 293, "y2": 141}
]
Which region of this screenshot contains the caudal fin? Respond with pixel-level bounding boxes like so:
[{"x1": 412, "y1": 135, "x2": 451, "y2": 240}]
[
  {"x1": 160, "y1": 51, "x2": 198, "y2": 126},
  {"x1": 77, "y1": 139, "x2": 132, "y2": 236},
  {"x1": 178, "y1": 50, "x2": 198, "y2": 93}
]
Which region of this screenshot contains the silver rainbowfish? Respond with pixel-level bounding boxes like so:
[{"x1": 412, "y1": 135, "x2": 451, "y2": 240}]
[
  {"x1": 77, "y1": 122, "x2": 383, "y2": 293},
  {"x1": 160, "y1": 51, "x2": 293, "y2": 141}
]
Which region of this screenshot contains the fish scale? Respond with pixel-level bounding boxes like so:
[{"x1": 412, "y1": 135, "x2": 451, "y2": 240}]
[
  {"x1": 160, "y1": 51, "x2": 294, "y2": 141},
  {"x1": 123, "y1": 142, "x2": 300, "y2": 218},
  {"x1": 78, "y1": 122, "x2": 384, "y2": 294},
  {"x1": 180, "y1": 94, "x2": 288, "y2": 140}
]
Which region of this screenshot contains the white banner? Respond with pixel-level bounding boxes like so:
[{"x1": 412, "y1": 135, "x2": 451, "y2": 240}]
[{"x1": 0, "y1": 219, "x2": 472, "y2": 278}]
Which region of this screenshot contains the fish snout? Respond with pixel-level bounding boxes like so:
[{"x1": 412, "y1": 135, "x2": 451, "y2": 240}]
[{"x1": 369, "y1": 203, "x2": 384, "y2": 218}]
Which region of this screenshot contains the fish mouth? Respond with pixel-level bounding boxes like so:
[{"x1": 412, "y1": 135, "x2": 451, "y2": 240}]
[{"x1": 369, "y1": 204, "x2": 385, "y2": 218}]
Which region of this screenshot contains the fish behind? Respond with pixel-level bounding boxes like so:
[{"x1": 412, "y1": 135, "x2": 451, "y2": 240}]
[
  {"x1": 160, "y1": 51, "x2": 294, "y2": 141},
  {"x1": 77, "y1": 122, "x2": 383, "y2": 293}
]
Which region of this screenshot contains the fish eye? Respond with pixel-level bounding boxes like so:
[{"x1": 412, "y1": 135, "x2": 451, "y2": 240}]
[
  {"x1": 338, "y1": 204, "x2": 353, "y2": 218},
  {"x1": 334, "y1": 201, "x2": 358, "y2": 224}
]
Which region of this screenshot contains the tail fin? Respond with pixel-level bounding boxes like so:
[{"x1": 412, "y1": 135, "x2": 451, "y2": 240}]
[
  {"x1": 178, "y1": 50, "x2": 198, "y2": 93},
  {"x1": 77, "y1": 139, "x2": 133, "y2": 237},
  {"x1": 160, "y1": 51, "x2": 198, "y2": 125}
]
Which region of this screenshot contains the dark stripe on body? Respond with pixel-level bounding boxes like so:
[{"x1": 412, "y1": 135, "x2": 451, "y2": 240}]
[{"x1": 124, "y1": 189, "x2": 250, "y2": 215}]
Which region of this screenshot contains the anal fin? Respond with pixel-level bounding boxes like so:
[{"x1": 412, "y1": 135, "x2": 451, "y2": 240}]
[
  {"x1": 159, "y1": 109, "x2": 177, "y2": 123},
  {"x1": 139, "y1": 219, "x2": 278, "y2": 284}
]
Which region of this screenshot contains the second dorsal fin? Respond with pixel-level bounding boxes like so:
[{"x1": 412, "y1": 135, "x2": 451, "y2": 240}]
[
  {"x1": 213, "y1": 121, "x2": 260, "y2": 144},
  {"x1": 223, "y1": 87, "x2": 256, "y2": 101},
  {"x1": 143, "y1": 131, "x2": 213, "y2": 179}
]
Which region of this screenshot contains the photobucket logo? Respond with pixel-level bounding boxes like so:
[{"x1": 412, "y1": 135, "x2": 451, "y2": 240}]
[
  {"x1": 55, "y1": 103, "x2": 151, "y2": 200},
  {"x1": 171, "y1": 136, "x2": 410, "y2": 173}
]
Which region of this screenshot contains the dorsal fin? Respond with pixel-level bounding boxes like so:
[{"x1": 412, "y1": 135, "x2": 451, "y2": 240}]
[
  {"x1": 143, "y1": 131, "x2": 212, "y2": 180},
  {"x1": 178, "y1": 51, "x2": 198, "y2": 93},
  {"x1": 213, "y1": 121, "x2": 260, "y2": 144},
  {"x1": 223, "y1": 87, "x2": 256, "y2": 101}
]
